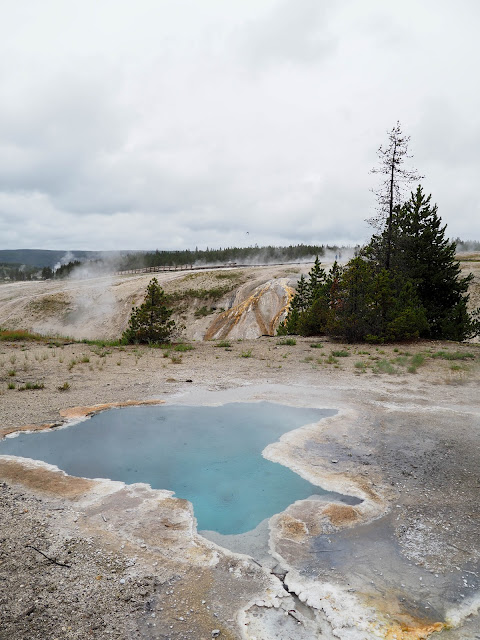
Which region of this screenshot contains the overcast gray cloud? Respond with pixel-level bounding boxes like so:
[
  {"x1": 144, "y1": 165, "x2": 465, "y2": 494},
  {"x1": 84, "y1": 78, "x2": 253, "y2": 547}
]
[{"x1": 1, "y1": 0, "x2": 479, "y2": 251}]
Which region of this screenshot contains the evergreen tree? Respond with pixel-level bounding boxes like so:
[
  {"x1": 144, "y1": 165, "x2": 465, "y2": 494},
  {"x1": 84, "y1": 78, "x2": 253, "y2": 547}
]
[
  {"x1": 278, "y1": 265, "x2": 326, "y2": 335},
  {"x1": 279, "y1": 260, "x2": 338, "y2": 337},
  {"x1": 280, "y1": 254, "x2": 430, "y2": 343},
  {"x1": 294, "y1": 274, "x2": 310, "y2": 312},
  {"x1": 277, "y1": 305, "x2": 300, "y2": 336},
  {"x1": 54, "y1": 260, "x2": 81, "y2": 279},
  {"x1": 328, "y1": 258, "x2": 427, "y2": 343},
  {"x1": 306, "y1": 256, "x2": 327, "y2": 304},
  {"x1": 368, "y1": 186, "x2": 477, "y2": 340},
  {"x1": 297, "y1": 258, "x2": 334, "y2": 336},
  {"x1": 122, "y1": 278, "x2": 175, "y2": 344},
  {"x1": 370, "y1": 122, "x2": 423, "y2": 269},
  {"x1": 277, "y1": 130, "x2": 478, "y2": 343}
]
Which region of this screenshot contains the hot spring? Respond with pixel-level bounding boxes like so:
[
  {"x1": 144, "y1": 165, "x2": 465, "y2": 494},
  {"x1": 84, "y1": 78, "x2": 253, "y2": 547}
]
[{"x1": 0, "y1": 402, "x2": 342, "y2": 535}]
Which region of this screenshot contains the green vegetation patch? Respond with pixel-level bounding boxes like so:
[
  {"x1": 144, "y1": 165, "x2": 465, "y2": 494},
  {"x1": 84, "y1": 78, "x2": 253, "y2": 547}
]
[
  {"x1": 215, "y1": 271, "x2": 244, "y2": 280},
  {"x1": 375, "y1": 359, "x2": 397, "y2": 374},
  {"x1": 450, "y1": 363, "x2": 469, "y2": 372},
  {"x1": 431, "y1": 350, "x2": 476, "y2": 361},
  {"x1": 174, "y1": 343, "x2": 194, "y2": 352},
  {"x1": 80, "y1": 338, "x2": 122, "y2": 347},
  {"x1": 28, "y1": 294, "x2": 70, "y2": 315},
  {"x1": 194, "y1": 306, "x2": 215, "y2": 318},
  {"x1": 18, "y1": 381, "x2": 45, "y2": 391},
  {"x1": 215, "y1": 340, "x2": 231, "y2": 348},
  {"x1": 0, "y1": 328, "x2": 49, "y2": 343},
  {"x1": 169, "y1": 284, "x2": 234, "y2": 305},
  {"x1": 411, "y1": 353, "x2": 426, "y2": 367}
]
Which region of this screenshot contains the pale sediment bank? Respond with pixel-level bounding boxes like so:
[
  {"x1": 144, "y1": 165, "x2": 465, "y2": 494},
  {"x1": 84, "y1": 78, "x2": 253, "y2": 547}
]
[
  {"x1": 0, "y1": 339, "x2": 479, "y2": 639},
  {"x1": 1, "y1": 399, "x2": 166, "y2": 439}
]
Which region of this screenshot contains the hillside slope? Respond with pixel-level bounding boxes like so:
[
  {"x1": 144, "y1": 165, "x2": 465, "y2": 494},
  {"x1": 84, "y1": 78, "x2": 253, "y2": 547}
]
[
  {"x1": 0, "y1": 257, "x2": 478, "y2": 342},
  {"x1": 0, "y1": 264, "x2": 310, "y2": 341}
]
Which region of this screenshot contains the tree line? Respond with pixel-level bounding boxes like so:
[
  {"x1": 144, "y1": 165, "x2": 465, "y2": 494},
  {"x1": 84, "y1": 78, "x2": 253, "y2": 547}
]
[
  {"x1": 0, "y1": 263, "x2": 39, "y2": 281},
  {"x1": 114, "y1": 123, "x2": 480, "y2": 346},
  {"x1": 118, "y1": 244, "x2": 338, "y2": 270},
  {"x1": 280, "y1": 123, "x2": 479, "y2": 343}
]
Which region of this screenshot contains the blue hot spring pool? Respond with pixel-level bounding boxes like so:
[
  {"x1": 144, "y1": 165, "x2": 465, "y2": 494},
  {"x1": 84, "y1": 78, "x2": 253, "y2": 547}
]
[{"x1": 0, "y1": 402, "x2": 338, "y2": 535}]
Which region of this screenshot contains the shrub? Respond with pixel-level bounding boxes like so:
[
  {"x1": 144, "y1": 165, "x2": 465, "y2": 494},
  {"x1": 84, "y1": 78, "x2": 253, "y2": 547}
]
[
  {"x1": 194, "y1": 306, "x2": 214, "y2": 318},
  {"x1": 174, "y1": 343, "x2": 194, "y2": 352},
  {"x1": 450, "y1": 364, "x2": 467, "y2": 372},
  {"x1": 431, "y1": 350, "x2": 475, "y2": 361},
  {"x1": 215, "y1": 340, "x2": 231, "y2": 348},
  {"x1": 0, "y1": 328, "x2": 45, "y2": 342},
  {"x1": 277, "y1": 338, "x2": 297, "y2": 346},
  {"x1": 410, "y1": 353, "x2": 425, "y2": 368},
  {"x1": 375, "y1": 359, "x2": 396, "y2": 374},
  {"x1": 18, "y1": 381, "x2": 45, "y2": 391}
]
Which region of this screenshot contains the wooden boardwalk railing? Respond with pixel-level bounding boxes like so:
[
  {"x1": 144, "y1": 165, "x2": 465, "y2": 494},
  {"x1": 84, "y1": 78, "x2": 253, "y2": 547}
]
[
  {"x1": 115, "y1": 261, "x2": 312, "y2": 276},
  {"x1": 115, "y1": 263, "x2": 239, "y2": 275}
]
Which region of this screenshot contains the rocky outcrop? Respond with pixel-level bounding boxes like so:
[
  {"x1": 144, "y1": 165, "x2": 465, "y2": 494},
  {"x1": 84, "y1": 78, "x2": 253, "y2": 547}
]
[{"x1": 204, "y1": 278, "x2": 295, "y2": 340}]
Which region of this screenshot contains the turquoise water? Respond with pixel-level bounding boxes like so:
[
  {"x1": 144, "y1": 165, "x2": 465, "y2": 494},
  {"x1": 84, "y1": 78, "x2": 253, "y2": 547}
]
[{"x1": 0, "y1": 402, "x2": 337, "y2": 534}]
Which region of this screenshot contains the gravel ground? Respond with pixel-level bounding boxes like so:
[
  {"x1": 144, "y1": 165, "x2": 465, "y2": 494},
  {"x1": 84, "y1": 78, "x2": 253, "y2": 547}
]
[{"x1": 1, "y1": 336, "x2": 479, "y2": 639}]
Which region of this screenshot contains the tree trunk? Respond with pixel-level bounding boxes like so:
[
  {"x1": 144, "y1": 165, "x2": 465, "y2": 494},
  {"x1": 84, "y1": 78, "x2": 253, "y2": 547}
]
[{"x1": 386, "y1": 141, "x2": 397, "y2": 270}]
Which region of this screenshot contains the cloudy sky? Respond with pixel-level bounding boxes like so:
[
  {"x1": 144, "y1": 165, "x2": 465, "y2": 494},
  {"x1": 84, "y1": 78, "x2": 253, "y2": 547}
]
[{"x1": 1, "y1": 0, "x2": 479, "y2": 251}]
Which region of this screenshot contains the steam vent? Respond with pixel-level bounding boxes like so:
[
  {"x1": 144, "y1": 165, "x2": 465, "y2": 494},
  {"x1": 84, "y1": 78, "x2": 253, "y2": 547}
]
[{"x1": 204, "y1": 278, "x2": 295, "y2": 340}]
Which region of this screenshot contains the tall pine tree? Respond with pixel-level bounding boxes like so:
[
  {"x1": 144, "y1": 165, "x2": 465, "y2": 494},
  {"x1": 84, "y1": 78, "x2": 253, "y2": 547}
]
[{"x1": 368, "y1": 186, "x2": 476, "y2": 340}]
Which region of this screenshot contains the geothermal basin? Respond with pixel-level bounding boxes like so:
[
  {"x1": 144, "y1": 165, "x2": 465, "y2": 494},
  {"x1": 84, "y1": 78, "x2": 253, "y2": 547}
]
[
  {"x1": 1, "y1": 365, "x2": 479, "y2": 639},
  {"x1": 0, "y1": 402, "x2": 347, "y2": 536}
]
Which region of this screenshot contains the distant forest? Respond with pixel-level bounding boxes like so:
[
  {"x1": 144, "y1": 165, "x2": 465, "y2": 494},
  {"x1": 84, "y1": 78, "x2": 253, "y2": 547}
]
[
  {"x1": 455, "y1": 239, "x2": 480, "y2": 252},
  {"x1": 0, "y1": 239, "x2": 478, "y2": 282},
  {"x1": 0, "y1": 263, "x2": 40, "y2": 281},
  {"x1": 117, "y1": 244, "x2": 342, "y2": 270}
]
